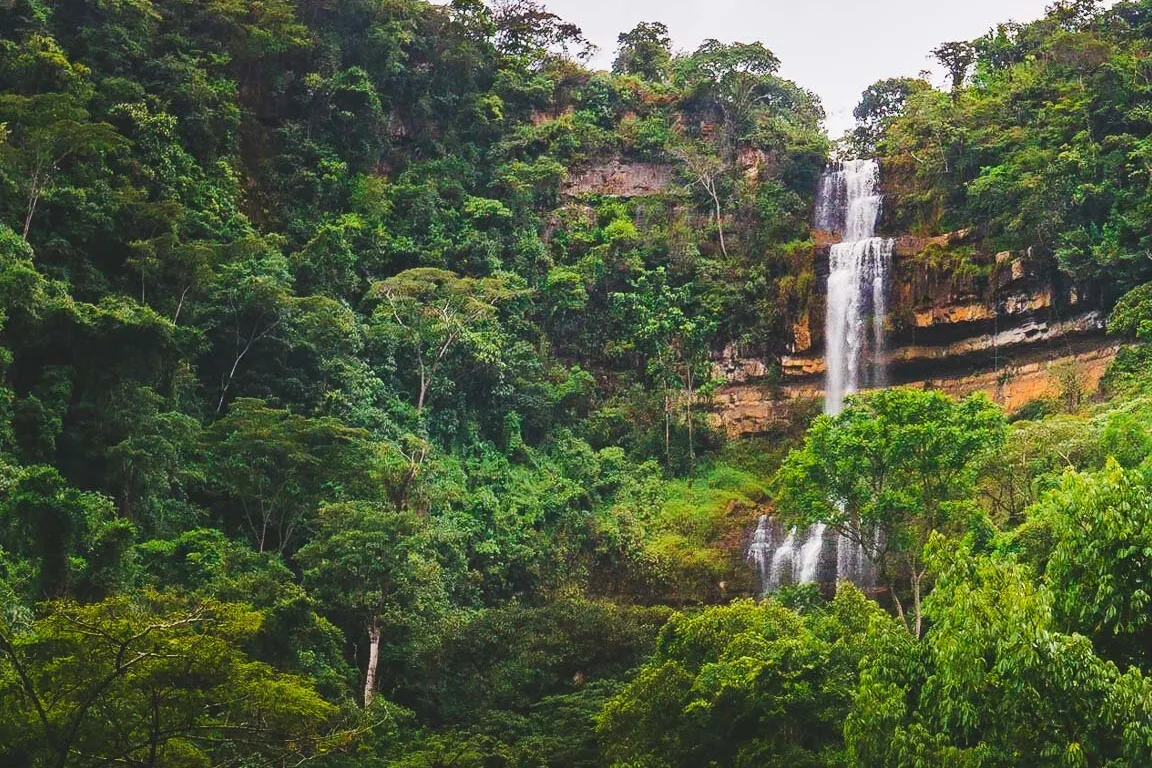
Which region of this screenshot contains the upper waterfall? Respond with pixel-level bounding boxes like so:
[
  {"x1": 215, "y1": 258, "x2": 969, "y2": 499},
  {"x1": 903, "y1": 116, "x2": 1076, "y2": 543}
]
[{"x1": 818, "y1": 159, "x2": 892, "y2": 414}]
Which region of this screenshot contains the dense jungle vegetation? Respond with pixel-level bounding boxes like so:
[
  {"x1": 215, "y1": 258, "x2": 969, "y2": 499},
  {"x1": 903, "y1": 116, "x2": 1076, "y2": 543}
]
[{"x1": 3, "y1": 0, "x2": 1152, "y2": 765}]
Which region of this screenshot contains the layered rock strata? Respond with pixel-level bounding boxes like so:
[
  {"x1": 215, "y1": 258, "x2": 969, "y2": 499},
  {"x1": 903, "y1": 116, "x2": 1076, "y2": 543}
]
[{"x1": 714, "y1": 234, "x2": 1119, "y2": 437}]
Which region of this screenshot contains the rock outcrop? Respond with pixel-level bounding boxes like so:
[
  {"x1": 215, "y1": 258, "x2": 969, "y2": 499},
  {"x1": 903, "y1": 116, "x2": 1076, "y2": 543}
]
[
  {"x1": 563, "y1": 160, "x2": 675, "y2": 197},
  {"x1": 712, "y1": 234, "x2": 1120, "y2": 437}
]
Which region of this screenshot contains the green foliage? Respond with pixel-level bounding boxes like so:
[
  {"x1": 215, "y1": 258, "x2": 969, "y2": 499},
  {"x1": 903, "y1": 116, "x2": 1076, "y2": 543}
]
[
  {"x1": 774, "y1": 389, "x2": 1006, "y2": 635},
  {"x1": 598, "y1": 586, "x2": 891, "y2": 768},
  {"x1": 0, "y1": 594, "x2": 341, "y2": 767},
  {"x1": 867, "y1": 1, "x2": 1152, "y2": 282},
  {"x1": 847, "y1": 538, "x2": 1152, "y2": 767},
  {"x1": 403, "y1": 599, "x2": 669, "y2": 724},
  {"x1": 613, "y1": 22, "x2": 673, "y2": 83},
  {"x1": 5, "y1": 0, "x2": 1152, "y2": 763},
  {"x1": 1109, "y1": 281, "x2": 1152, "y2": 341},
  {"x1": 1032, "y1": 459, "x2": 1152, "y2": 666},
  {"x1": 298, "y1": 502, "x2": 449, "y2": 705},
  {"x1": 203, "y1": 399, "x2": 375, "y2": 554},
  {"x1": 0, "y1": 464, "x2": 132, "y2": 600},
  {"x1": 850, "y1": 77, "x2": 931, "y2": 154},
  {"x1": 594, "y1": 462, "x2": 769, "y2": 604}
]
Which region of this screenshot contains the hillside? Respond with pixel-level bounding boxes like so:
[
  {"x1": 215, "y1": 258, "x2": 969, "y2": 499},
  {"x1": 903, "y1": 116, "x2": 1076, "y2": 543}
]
[{"x1": 3, "y1": 0, "x2": 1152, "y2": 765}]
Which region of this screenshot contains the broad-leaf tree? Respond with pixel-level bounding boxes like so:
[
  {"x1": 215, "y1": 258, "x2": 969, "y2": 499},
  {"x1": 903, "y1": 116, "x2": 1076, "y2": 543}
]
[
  {"x1": 370, "y1": 268, "x2": 518, "y2": 416},
  {"x1": 297, "y1": 502, "x2": 448, "y2": 707},
  {"x1": 774, "y1": 389, "x2": 1006, "y2": 636},
  {"x1": 0, "y1": 594, "x2": 338, "y2": 768}
]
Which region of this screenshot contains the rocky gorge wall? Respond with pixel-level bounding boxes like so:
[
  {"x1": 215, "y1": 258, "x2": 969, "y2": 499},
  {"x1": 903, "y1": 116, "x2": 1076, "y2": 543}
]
[{"x1": 713, "y1": 229, "x2": 1120, "y2": 437}]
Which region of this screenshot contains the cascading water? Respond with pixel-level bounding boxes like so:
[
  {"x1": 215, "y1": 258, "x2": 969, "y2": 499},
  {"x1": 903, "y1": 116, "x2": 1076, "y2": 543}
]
[
  {"x1": 746, "y1": 515, "x2": 773, "y2": 589},
  {"x1": 797, "y1": 523, "x2": 826, "y2": 583},
  {"x1": 748, "y1": 159, "x2": 891, "y2": 594},
  {"x1": 823, "y1": 159, "x2": 892, "y2": 413},
  {"x1": 745, "y1": 517, "x2": 829, "y2": 590}
]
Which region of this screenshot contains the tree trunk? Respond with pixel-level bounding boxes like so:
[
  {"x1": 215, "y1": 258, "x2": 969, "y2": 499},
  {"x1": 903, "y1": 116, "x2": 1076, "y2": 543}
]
[
  {"x1": 686, "y1": 367, "x2": 695, "y2": 476},
  {"x1": 889, "y1": 577, "x2": 910, "y2": 635},
  {"x1": 416, "y1": 363, "x2": 428, "y2": 414},
  {"x1": 712, "y1": 192, "x2": 727, "y2": 257},
  {"x1": 23, "y1": 166, "x2": 44, "y2": 241},
  {"x1": 911, "y1": 568, "x2": 924, "y2": 639},
  {"x1": 363, "y1": 618, "x2": 381, "y2": 707}
]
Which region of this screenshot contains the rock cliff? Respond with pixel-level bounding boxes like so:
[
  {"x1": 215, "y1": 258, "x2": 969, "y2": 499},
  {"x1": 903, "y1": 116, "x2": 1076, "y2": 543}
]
[
  {"x1": 562, "y1": 160, "x2": 675, "y2": 197},
  {"x1": 713, "y1": 231, "x2": 1119, "y2": 437}
]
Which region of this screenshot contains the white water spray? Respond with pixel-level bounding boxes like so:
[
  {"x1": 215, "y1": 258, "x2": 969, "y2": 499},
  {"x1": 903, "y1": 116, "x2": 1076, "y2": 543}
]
[{"x1": 823, "y1": 159, "x2": 892, "y2": 414}]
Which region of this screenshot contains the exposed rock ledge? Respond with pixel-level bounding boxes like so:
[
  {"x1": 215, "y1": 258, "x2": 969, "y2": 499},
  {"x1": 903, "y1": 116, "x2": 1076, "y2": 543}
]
[
  {"x1": 781, "y1": 311, "x2": 1107, "y2": 378},
  {"x1": 714, "y1": 340, "x2": 1119, "y2": 438},
  {"x1": 563, "y1": 160, "x2": 675, "y2": 197},
  {"x1": 711, "y1": 234, "x2": 1120, "y2": 438}
]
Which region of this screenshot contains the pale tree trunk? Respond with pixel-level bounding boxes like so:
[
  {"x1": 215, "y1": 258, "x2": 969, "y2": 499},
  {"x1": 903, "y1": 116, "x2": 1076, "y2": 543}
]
[
  {"x1": 363, "y1": 618, "x2": 381, "y2": 707},
  {"x1": 23, "y1": 162, "x2": 47, "y2": 241},
  {"x1": 701, "y1": 176, "x2": 728, "y2": 257},
  {"x1": 889, "y1": 577, "x2": 909, "y2": 635},
  {"x1": 910, "y1": 567, "x2": 925, "y2": 639}
]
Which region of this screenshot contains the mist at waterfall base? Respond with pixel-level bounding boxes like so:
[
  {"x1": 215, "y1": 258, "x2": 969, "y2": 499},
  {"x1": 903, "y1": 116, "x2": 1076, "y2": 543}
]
[{"x1": 747, "y1": 159, "x2": 892, "y2": 593}]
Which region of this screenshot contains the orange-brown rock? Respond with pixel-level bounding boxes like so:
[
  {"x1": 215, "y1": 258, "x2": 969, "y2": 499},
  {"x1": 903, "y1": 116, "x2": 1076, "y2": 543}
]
[
  {"x1": 712, "y1": 235, "x2": 1118, "y2": 438},
  {"x1": 791, "y1": 316, "x2": 813, "y2": 353},
  {"x1": 714, "y1": 342, "x2": 1118, "y2": 438}
]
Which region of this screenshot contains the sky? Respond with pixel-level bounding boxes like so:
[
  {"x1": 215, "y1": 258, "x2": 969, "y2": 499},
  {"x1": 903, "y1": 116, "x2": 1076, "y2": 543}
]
[{"x1": 538, "y1": 0, "x2": 1062, "y2": 137}]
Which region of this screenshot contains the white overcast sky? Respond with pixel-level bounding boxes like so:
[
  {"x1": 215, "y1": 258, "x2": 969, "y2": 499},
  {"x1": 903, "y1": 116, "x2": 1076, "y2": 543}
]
[{"x1": 538, "y1": 0, "x2": 1066, "y2": 137}]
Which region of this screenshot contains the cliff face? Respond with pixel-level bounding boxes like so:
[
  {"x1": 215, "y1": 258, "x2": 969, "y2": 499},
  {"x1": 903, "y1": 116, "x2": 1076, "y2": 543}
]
[
  {"x1": 562, "y1": 160, "x2": 675, "y2": 197},
  {"x1": 714, "y1": 231, "x2": 1119, "y2": 437}
]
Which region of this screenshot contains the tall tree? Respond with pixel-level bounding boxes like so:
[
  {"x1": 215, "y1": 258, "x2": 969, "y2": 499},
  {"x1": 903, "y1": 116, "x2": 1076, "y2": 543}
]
[
  {"x1": 613, "y1": 22, "x2": 673, "y2": 82},
  {"x1": 0, "y1": 595, "x2": 338, "y2": 767},
  {"x1": 847, "y1": 538, "x2": 1152, "y2": 766},
  {"x1": 851, "y1": 77, "x2": 929, "y2": 153},
  {"x1": 370, "y1": 268, "x2": 517, "y2": 416},
  {"x1": 204, "y1": 399, "x2": 374, "y2": 554},
  {"x1": 773, "y1": 389, "x2": 1006, "y2": 637},
  {"x1": 297, "y1": 502, "x2": 448, "y2": 707},
  {"x1": 932, "y1": 40, "x2": 976, "y2": 96}
]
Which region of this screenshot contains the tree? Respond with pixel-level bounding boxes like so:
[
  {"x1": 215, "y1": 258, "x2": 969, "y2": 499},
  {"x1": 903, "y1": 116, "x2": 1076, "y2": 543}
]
[
  {"x1": 296, "y1": 502, "x2": 448, "y2": 707},
  {"x1": 0, "y1": 465, "x2": 133, "y2": 600},
  {"x1": 204, "y1": 399, "x2": 374, "y2": 554},
  {"x1": 675, "y1": 39, "x2": 781, "y2": 84},
  {"x1": 674, "y1": 40, "x2": 791, "y2": 151},
  {"x1": 613, "y1": 22, "x2": 672, "y2": 82},
  {"x1": 1033, "y1": 459, "x2": 1152, "y2": 666},
  {"x1": 205, "y1": 237, "x2": 294, "y2": 413},
  {"x1": 370, "y1": 268, "x2": 517, "y2": 416},
  {"x1": 0, "y1": 35, "x2": 126, "y2": 240},
  {"x1": 490, "y1": 0, "x2": 593, "y2": 62},
  {"x1": 672, "y1": 141, "x2": 730, "y2": 257},
  {"x1": 847, "y1": 538, "x2": 1152, "y2": 766},
  {"x1": 611, "y1": 268, "x2": 716, "y2": 471},
  {"x1": 932, "y1": 40, "x2": 975, "y2": 96},
  {"x1": 598, "y1": 586, "x2": 890, "y2": 767},
  {"x1": 773, "y1": 389, "x2": 1006, "y2": 637},
  {"x1": 0, "y1": 594, "x2": 339, "y2": 768},
  {"x1": 1108, "y1": 281, "x2": 1152, "y2": 341},
  {"x1": 851, "y1": 77, "x2": 929, "y2": 153}
]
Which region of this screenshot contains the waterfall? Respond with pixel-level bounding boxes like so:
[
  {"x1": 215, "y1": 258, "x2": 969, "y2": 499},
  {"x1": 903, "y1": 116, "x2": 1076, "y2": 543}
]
[
  {"x1": 769, "y1": 528, "x2": 797, "y2": 589},
  {"x1": 746, "y1": 515, "x2": 773, "y2": 589},
  {"x1": 823, "y1": 159, "x2": 892, "y2": 414},
  {"x1": 822, "y1": 159, "x2": 891, "y2": 587},
  {"x1": 748, "y1": 158, "x2": 891, "y2": 594},
  {"x1": 797, "y1": 523, "x2": 826, "y2": 583}
]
